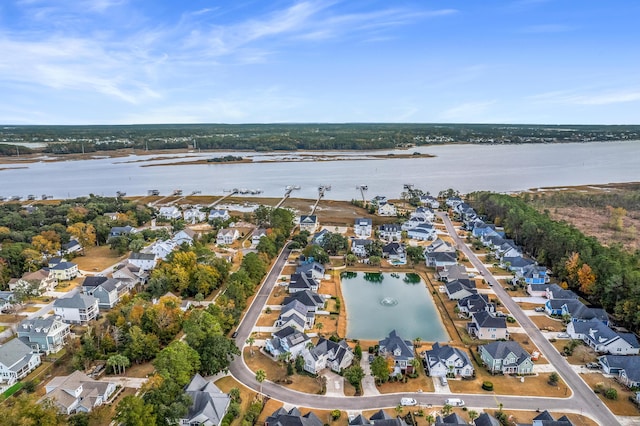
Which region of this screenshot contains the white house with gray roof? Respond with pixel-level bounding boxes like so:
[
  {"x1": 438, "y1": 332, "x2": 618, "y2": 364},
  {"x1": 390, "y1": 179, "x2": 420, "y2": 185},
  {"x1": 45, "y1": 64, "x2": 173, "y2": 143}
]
[
  {"x1": 479, "y1": 341, "x2": 534, "y2": 375},
  {"x1": 0, "y1": 338, "x2": 41, "y2": 388},
  {"x1": 275, "y1": 300, "x2": 312, "y2": 330},
  {"x1": 158, "y1": 206, "x2": 181, "y2": 220},
  {"x1": 45, "y1": 370, "x2": 117, "y2": 414},
  {"x1": 567, "y1": 320, "x2": 640, "y2": 355},
  {"x1": 378, "y1": 329, "x2": 415, "y2": 374},
  {"x1": 354, "y1": 218, "x2": 373, "y2": 237},
  {"x1": 53, "y1": 293, "x2": 99, "y2": 325},
  {"x1": 423, "y1": 342, "x2": 474, "y2": 378},
  {"x1": 302, "y1": 338, "x2": 353, "y2": 374},
  {"x1": 17, "y1": 316, "x2": 70, "y2": 354},
  {"x1": 288, "y1": 272, "x2": 319, "y2": 294},
  {"x1": 128, "y1": 252, "x2": 157, "y2": 270},
  {"x1": 265, "y1": 326, "x2": 311, "y2": 359},
  {"x1": 181, "y1": 373, "x2": 230, "y2": 426},
  {"x1": 83, "y1": 278, "x2": 128, "y2": 309}
]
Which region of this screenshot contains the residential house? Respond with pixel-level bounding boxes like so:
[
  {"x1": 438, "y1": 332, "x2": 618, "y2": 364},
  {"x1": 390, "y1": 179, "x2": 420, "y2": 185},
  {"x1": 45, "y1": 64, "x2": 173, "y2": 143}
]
[
  {"x1": 251, "y1": 228, "x2": 267, "y2": 246},
  {"x1": 128, "y1": 252, "x2": 157, "y2": 270},
  {"x1": 288, "y1": 273, "x2": 320, "y2": 293},
  {"x1": 435, "y1": 413, "x2": 469, "y2": 425},
  {"x1": 208, "y1": 209, "x2": 230, "y2": 222},
  {"x1": 158, "y1": 206, "x2": 181, "y2": 220},
  {"x1": 265, "y1": 407, "x2": 323, "y2": 426},
  {"x1": 83, "y1": 278, "x2": 128, "y2": 309},
  {"x1": 283, "y1": 290, "x2": 325, "y2": 313},
  {"x1": 181, "y1": 373, "x2": 230, "y2": 426},
  {"x1": 371, "y1": 195, "x2": 388, "y2": 207},
  {"x1": 354, "y1": 218, "x2": 373, "y2": 237},
  {"x1": 183, "y1": 207, "x2": 207, "y2": 224},
  {"x1": 473, "y1": 413, "x2": 501, "y2": 426},
  {"x1": 109, "y1": 225, "x2": 136, "y2": 238},
  {"x1": 407, "y1": 223, "x2": 436, "y2": 241},
  {"x1": 49, "y1": 261, "x2": 79, "y2": 281},
  {"x1": 494, "y1": 240, "x2": 522, "y2": 259},
  {"x1": 401, "y1": 216, "x2": 429, "y2": 231},
  {"x1": 528, "y1": 410, "x2": 574, "y2": 426},
  {"x1": 467, "y1": 311, "x2": 509, "y2": 340},
  {"x1": 420, "y1": 195, "x2": 440, "y2": 209},
  {"x1": 413, "y1": 207, "x2": 435, "y2": 222},
  {"x1": 81, "y1": 276, "x2": 108, "y2": 293},
  {"x1": 544, "y1": 299, "x2": 609, "y2": 325},
  {"x1": 112, "y1": 263, "x2": 147, "y2": 287},
  {"x1": 44, "y1": 370, "x2": 117, "y2": 414},
  {"x1": 149, "y1": 240, "x2": 177, "y2": 260},
  {"x1": 437, "y1": 264, "x2": 469, "y2": 282},
  {"x1": 53, "y1": 294, "x2": 99, "y2": 325},
  {"x1": 302, "y1": 338, "x2": 354, "y2": 374},
  {"x1": 471, "y1": 222, "x2": 498, "y2": 238},
  {"x1": 378, "y1": 330, "x2": 415, "y2": 374},
  {"x1": 60, "y1": 239, "x2": 82, "y2": 256},
  {"x1": 157, "y1": 292, "x2": 192, "y2": 312},
  {"x1": 173, "y1": 228, "x2": 198, "y2": 246},
  {"x1": 598, "y1": 354, "x2": 640, "y2": 374},
  {"x1": 567, "y1": 320, "x2": 640, "y2": 355},
  {"x1": 275, "y1": 300, "x2": 312, "y2": 330},
  {"x1": 299, "y1": 215, "x2": 319, "y2": 233},
  {"x1": 9, "y1": 269, "x2": 57, "y2": 293},
  {"x1": 377, "y1": 203, "x2": 397, "y2": 217},
  {"x1": 501, "y1": 256, "x2": 535, "y2": 275},
  {"x1": 0, "y1": 339, "x2": 41, "y2": 388},
  {"x1": 458, "y1": 294, "x2": 495, "y2": 317},
  {"x1": 446, "y1": 197, "x2": 463, "y2": 208},
  {"x1": 527, "y1": 283, "x2": 575, "y2": 299},
  {"x1": 351, "y1": 239, "x2": 373, "y2": 258},
  {"x1": 518, "y1": 264, "x2": 549, "y2": 286},
  {"x1": 296, "y1": 261, "x2": 325, "y2": 280},
  {"x1": 17, "y1": 315, "x2": 70, "y2": 354},
  {"x1": 354, "y1": 411, "x2": 409, "y2": 426},
  {"x1": 216, "y1": 228, "x2": 240, "y2": 245},
  {"x1": 378, "y1": 224, "x2": 402, "y2": 242},
  {"x1": 382, "y1": 242, "x2": 406, "y2": 265},
  {"x1": 479, "y1": 341, "x2": 534, "y2": 375},
  {"x1": 425, "y1": 238, "x2": 456, "y2": 254},
  {"x1": 265, "y1": 326, "x2": 312, "y2": 359},
  {"x1": 311, "y1": 229, "x2": 330, "y2": 246},
  {"x1": 423, "y1": 342, "x2": 474, "y2": 378},
  {"x1": 426, "y1": 251, "x2": 457, "y2": 269},
  {"x1": 445, "y1": 279, "x2": 477, "y2": 300}
]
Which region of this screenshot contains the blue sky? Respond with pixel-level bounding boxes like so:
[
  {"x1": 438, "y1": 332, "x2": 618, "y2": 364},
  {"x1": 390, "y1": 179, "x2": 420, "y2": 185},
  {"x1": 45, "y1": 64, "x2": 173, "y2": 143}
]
[{"x1": 1, "y1": 0, "x2": 639, "y2": 125}]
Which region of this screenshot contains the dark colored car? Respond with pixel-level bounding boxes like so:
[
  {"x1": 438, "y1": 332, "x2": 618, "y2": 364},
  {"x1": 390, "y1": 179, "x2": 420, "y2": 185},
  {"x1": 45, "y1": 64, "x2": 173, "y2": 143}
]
[{"x1": 232, "y1": 331, "x2": 238, "y2": 338}]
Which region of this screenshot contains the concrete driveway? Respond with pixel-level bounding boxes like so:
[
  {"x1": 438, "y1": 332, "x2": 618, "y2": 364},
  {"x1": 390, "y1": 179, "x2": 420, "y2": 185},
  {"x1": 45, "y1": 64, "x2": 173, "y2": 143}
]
[{"x1": 360, "y1": 355, "x2": 380, "y2": 396}]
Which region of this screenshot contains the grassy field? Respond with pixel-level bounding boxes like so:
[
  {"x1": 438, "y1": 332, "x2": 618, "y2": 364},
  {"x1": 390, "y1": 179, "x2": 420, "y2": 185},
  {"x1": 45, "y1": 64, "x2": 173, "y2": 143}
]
[
  {"x1": 580, "y1": 372, "x2": 640, "y2": 415},
  {"x1": 74, "y1": 245, "x2": 128, "y2": 271},
  {"x1": 242, "y1": 348, "x2": 324, "y2": 394}
]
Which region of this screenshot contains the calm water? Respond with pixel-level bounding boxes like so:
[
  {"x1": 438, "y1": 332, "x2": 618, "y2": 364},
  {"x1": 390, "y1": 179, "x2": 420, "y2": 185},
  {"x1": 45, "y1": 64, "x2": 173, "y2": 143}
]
[
  {"x1": 340, "y1": 272, "x2": 449, "y2": 342},
  {"x1": 1, "y1": 141, "x2": 639, "y2": 200}
]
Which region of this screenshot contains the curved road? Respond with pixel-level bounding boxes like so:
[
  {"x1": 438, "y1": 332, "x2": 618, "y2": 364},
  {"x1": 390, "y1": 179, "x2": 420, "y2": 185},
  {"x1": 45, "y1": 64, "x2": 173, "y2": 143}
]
[{"x1": 228, "y1": 228, "x2": 615, "y2": 423}]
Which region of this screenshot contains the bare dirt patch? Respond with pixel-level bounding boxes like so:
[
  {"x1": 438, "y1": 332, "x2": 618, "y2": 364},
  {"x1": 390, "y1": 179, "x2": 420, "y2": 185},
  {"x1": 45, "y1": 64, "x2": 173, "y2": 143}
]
[
  {"x1": 242, "y1": 348, "x2": 323, "y2": 394},
  {"x1": 449, "y1": 369, "x2": 569, "y2": 397},
  {"x1": 74, "y1": 246, "x2": 129, "y2": 272},
  {"x1": 256, "y1": 310, "x2": 280, "y2": 327},
  {"x1": 530, "y1": 315, "x2": 565, "y2": 332}
]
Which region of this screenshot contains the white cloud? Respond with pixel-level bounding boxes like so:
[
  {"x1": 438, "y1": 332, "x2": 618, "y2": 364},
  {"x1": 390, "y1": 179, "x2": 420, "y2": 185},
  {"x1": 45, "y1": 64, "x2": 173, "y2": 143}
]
[{"x1": 529, "y1": 89, "x2": 640, "y2": 105}]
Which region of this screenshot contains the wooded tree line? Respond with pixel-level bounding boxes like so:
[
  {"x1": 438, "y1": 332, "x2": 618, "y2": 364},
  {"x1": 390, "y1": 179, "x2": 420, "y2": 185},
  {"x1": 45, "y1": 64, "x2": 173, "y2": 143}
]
[
  {"x1": 3, "y1": 123, "x2": 639, "y2": 156},
  {"x1": 469, "y1": 192, "x2": 640, "y2": 331}
]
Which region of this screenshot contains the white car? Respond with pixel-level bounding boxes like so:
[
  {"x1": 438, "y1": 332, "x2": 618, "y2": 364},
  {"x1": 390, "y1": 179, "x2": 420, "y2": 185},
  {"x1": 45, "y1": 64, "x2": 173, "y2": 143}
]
[
  {"x1": 400, "y1": 397, "x2": 417, "y2": 406},
  {"x1": 445, "y1": 398, "x2": 465, "y2": 407}
]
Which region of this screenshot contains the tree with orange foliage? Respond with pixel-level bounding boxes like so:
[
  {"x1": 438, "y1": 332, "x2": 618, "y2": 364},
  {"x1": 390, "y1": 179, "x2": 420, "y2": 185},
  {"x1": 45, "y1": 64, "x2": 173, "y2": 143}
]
[
  {"x1": 577, "y1": 263, "x2": 596, "y2": 295},
  {"x1": 564, "y1": 252, "x2": 581, "y2": 288},
  {"x1": 31, "y1": 230, "x2": 61, "y2": 257}
]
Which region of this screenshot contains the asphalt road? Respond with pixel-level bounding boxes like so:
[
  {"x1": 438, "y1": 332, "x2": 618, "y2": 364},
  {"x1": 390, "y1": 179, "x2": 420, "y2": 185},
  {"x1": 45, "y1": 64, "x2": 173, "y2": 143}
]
[
  {"x1": 438, "y1": 212, "x2": 619, "y2": 426},
  {"x1": 227, "y1": 225, "x2": 617, "y2": 424}
]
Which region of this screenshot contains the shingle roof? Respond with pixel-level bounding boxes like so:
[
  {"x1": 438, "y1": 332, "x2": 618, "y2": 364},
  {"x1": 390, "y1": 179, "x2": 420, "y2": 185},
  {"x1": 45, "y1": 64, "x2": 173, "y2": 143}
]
[
  {"x1": 0, "y1": 338, "x2": 34, "y2": 368},
  {"x1": 82, "y1": 276, "x2": 108, "y2": 288},
  {"x1": 183, "y1": 373, "x2": 230, "y2": 426},
  {"x1": 379, "y1": 329, "x2": 414, "y2": 360},
  {"x1": 53, "y1": 293, "x2": 98, "y2": 310},
  {"x1": 266, "y1": 407, "x2": 323, "y2": 426},
  {"x1": 480, "y1": 341, "x2": 530, "y2": 363},
  {"x1": 472, "y1": 311, "x2": 507, "y2": 329}
]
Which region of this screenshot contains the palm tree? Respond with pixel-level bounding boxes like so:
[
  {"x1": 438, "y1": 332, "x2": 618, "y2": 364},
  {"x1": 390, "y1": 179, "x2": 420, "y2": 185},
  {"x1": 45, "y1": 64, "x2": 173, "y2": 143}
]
[
  {"x1": 468, "y1": 410, "x2": 478, "y2": 422},
  {"x1": 394, "y1": 405, "x2": 403, "y2": 417},
  {"x1": 255, "y1": 369, "x2": 266, "y2": 394},
  {"x1": 414, "y1": 337, "x2": 422, "y2": 349},
  {"x1": 425, "y1": 414, "x2": 435, "y2": 426},
  {"x1": 442, "y1": 403, "x2": 452, "y2": 416},
  {"x1": 246, "y1": 336, "x2": 255, "y2": 356},
  {"x1": 315, "y1": 322, "x2": 324, "y2": 336}
]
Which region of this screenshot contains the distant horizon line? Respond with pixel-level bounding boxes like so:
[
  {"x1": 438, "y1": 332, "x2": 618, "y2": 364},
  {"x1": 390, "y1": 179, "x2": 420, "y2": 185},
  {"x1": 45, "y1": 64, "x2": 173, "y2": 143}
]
[{"x1": 3, "y1": 122, "x2": 640, "y2": 127}]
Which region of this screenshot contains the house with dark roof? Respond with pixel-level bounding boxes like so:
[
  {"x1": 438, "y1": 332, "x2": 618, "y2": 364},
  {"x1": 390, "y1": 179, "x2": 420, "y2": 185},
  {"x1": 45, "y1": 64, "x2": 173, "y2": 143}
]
[
  {"x1": 208, "y1": 209, "x2": 230, "y2": 221},
  {"x1": 471, "y1": 222, "x2": 498, "y2": 238},
  {"x1": 17, "y1": 315, "x2": 70, "y2": 354},
  {"x1": 378, "y1": 224, "x2": 402, "y2": 241},
  {"x1": 407, "y1": 223, "x2": 436, "y2": 241},
  {"x1": 423, "y1": 342, "x2": 474, "y2": 378},
  {"x1": 457, "y1": 293, "x2": 495, "y2": 317},
  {"x1": 296, "y1": 261, "x2": 325, "y2": 280},
  {"x1": 520, "y1": 409, "x2": 574, "y2": 426},
  {"x1": 445, "y1": 279, "x2": 477, "y2": 300},
  {"x1": 44, "y1": 370, "x2": 117, "y2": 414},
  {"x1": 275, "y1": 300, "x2": 313, "y2": 330},
  {"x1": 265, "y1": 326, "x2": 311, "y2": 359},
  {"x1": 479, "y1": 341, "x2": 534, "y2": 375},
  {"x1": 598, "y1": 355, "x2": 640, "y2": 385},
  {"x1": 283, "y1": 290, "x2": 325, "y2": 313},
  {"x1": 382, "y1": 242, "x2": 406, "y2": 264},
  {"x1": 311, "y1": 229, "x2": 330, "y2": 246},
  {"x1": 302, "y1": 338, "x2": 353, "y2": 374},
  {"x1": 435, "y1": 413, "x2": 468, "y2": 425},
  {"x1": 355, "y1": 411, "x2": 409, "y2": 426},
  {"x1": 0, "y1": 338, "x2": 41, "y2": 388},
  {"x1": 567, "y1": 320, "x2": 640, "y2": 355},
  {"x1": 425, "y1": 251, "x2": 457, "y2": 269},
  {"x1": 354, "y1": 218, "x2": 373, "y2": 237},
  {"x1": 288, "y1": 272, "x2": 320, "y2": 293},
  {"x1": 299, "y1": 215, "x2": 319, "y2": 233},
  {"x1": 467, "y1": 311, "x2": 508, "y2": 340},
  {"x1": 49, "y1": 261, "x2": 79, "y2": 281},
  {"x1": 265, "y1": 407, "x2": 323, "y2": 426},
  {"x1": 501, "y1": 256, "x2": 535, "y2": 275},
  {"x1": 473, "y1": 412, "x2": 500, "y2": 426},
  {"x1": 527, "y1": 283, "x2": 577, "y2": 299},
  {"x1": 60, "y1": 239, "x2": 82, "y2": 256},
  {"x1": 544, "y1": 299, "x2": 609, "y2": 325},
  {"x1": 378, "y1": 330, "x2": 415, "y2": 373},
  {"x1": 437, "y1": 264, "x2": 469, "y2": 282},
  {"x1": 53, "y1": 293, "x2": 99, "y2": 324},
  {"x1": 83, "y1": 278, "x2": 128, "y2": 309},
  {"x1": 180, "y1": 373, "x2": 230, "y2": 426}
]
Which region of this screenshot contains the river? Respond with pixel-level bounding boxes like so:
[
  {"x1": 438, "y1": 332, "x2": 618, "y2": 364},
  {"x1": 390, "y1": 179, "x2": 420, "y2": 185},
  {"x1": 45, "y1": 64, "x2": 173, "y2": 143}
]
[{"x1": 1, "y1": 141, "x2": 639, "y2": 200}]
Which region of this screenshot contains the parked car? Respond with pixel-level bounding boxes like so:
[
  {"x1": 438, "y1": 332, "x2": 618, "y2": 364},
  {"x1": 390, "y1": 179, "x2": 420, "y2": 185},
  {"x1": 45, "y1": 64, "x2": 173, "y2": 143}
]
[
  {"x1": 534, "y1": 307, "x2": 545, "y2": 312},
  {"x1": 400, "y1": 397, "x2": 417, "y2": 406},
  {"x1": 231, "y1": 331, "x2": 238, "y2": 338},
  {"x1": 440, "y1": 376, "x2": 448, "y2": 386},
  {"x1": 586, "y1": 362, "x2": 600, "y2": 369},
  {"x1": 445, "y1": 398, "x2": 465, "y2": 407}
]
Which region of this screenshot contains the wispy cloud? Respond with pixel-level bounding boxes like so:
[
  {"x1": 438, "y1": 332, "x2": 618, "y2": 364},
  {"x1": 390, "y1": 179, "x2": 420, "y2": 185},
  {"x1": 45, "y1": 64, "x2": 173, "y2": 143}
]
[{"x1": 530, "y1": 89, "x2": 640, "y2": 105}]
